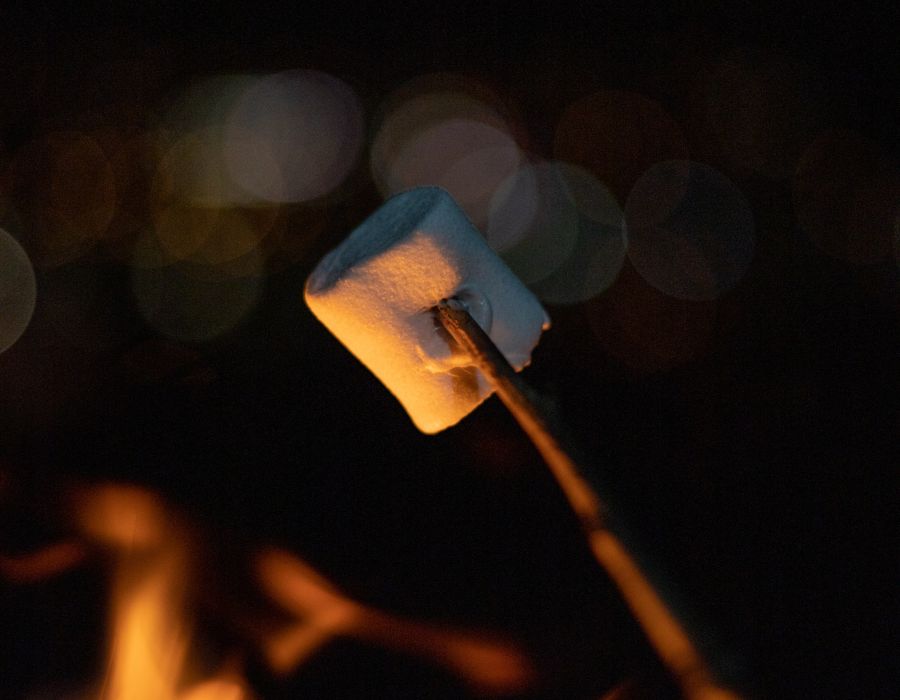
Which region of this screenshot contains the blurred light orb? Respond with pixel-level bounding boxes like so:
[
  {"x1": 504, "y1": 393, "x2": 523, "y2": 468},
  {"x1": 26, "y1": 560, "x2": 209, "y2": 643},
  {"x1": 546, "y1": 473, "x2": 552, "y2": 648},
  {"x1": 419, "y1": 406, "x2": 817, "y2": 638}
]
[
  {"x1": 587, "y1": 266, "x2": 718, "y2": 374},
  {"x1": 530, "y1": 163, "x2": 627, "y2": 304},
  {"x1": 3, "y1": 131, "x2": 117, "y2": 268},
  {"x1": 156, "y1": 129, "x2": 257, "y2": 209},
  {"x1": 625, "y1": 160, "x2": 755, "y2": 301},
  {"x1": 688, "y1": 47, "x2": 827, "y2": 181},
  {"x1": 489, "y1": 161, "x2": 579, "y2": 285},
  {"x1": 224, "y1": 70, "x2": 364, "y2": 203},
  {"x1": 371, "y1": 76, "x2": 523, "y2": 229},
  {"x1": 149, "y1": 201, "x2": 220, "y2": 266},
  {"x1": 553, "y1": 90, "x2": 689, "y2": 203},
  {"x1": 148, "y1": 199, "x2": 278, "y2": 271},
  {"x1": 168, "y1": 73, "x2": 257, "y2": 133},
  {"x1": 193, "y1": 207, "x2": 281, "y2": 268},
  {"x1": 793, "y1": 129, "x2": 899, "y2": 265},
  {"x1": 484, "y1": 162, "x2": 539, "y2": 252},
  {"x1": 150, "y1": 131, "x2": 281, "y2": 268},
  {"x1": 131, "y1": 248, "x2": 264, "y2": 342},
  {"x1": 158, "y1": 75, "x2": 263, "y2": 207},
  {"x1": 48, "y1": 132, "x2": 117, "y2": 235},
  {"x1": 104, "y1": 130, "x2": 162, "y2": 260},
  {"x1": 0, "y1": 228, "x2": 37, "y2": 354},
  {"x1": 382, "y1": 118, "x2": 522, "y2": 229}
]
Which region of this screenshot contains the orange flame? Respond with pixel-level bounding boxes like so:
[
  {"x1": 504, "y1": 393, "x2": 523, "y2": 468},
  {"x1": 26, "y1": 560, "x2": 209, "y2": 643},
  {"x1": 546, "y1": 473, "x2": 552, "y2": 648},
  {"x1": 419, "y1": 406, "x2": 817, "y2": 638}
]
[
  {"x1": 256, "y1": 548, "x2": 535, "y2": 695},
  {"x1": 0, "y1": 540, "x2": 86, "y2": 582},
  {"x1": 73, "y1": 483, "x2": 249, "y2": 700},
  {"x1": 101, "y1": 549, "x2": 190, "y2": 700},
  {"x1": 6, "y1": 480, "x2": 533, "y2": 697},
  {"x1": 72, "y1": 483, "x2": 171, "y2": 550}
]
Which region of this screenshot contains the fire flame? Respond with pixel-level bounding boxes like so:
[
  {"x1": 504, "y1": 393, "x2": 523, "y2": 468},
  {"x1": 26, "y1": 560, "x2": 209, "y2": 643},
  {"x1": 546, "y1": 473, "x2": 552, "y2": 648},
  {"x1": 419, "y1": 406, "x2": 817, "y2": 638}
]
[
  {"x1": 0, "y1": 540, "x2": 86, "y2": 582},
  {"x1": 256, "y1": 547, "x2": 535, "y2": 695},
  {"x1": 74, "y1": 483, "x2": 251, "y2": 700},
  {"x1": 101, "y1": 548, "x2": 190, "y2": 700},
  {"x1": 3, "y1": 481, "x2": 537, "y2": 697}
]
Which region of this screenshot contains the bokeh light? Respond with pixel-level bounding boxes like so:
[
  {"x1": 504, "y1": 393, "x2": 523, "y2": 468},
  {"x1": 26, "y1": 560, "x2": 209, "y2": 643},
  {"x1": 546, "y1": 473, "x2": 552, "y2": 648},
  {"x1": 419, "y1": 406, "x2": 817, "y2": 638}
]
[
  {"x1": 553, "y1": 90, "x2": 689, "y2": 203},
  {"x1": 146, "y1": 131, "x2": 281, "y2": 272},
  {"x1": 484, "y1": 162, "x2": 539, "y2": 252},
  {"x1": 489, "y1": 160, "x2": 579, "y2": 284},
  {"x1": 371, "y1": 74, "x2": 524, "y2": 230},
  {"x1": 587, "y1": 265, "x2": 718, "y2": 374},
  {"x1": 2, "y1": 131, "x2": 117, "y2": 268},
  {"x1": 131, "y1": 249, "x2": 264, "y2": 342},
  {"x1": 158, "y1": 75, "x2": 260, "y2": 208},
  {"x1": 136, "y1": 70, "x2": 357, "y2": 279},
  {"x1": 625, "y1": 160, "x2": 755, "y2": 301},
  {"x1": 529, "y1": 163, "x2": 627, "y2": 305},
  {"x1": 224, "y1": 69, "x2": 364, "y2": 203},
  {"x1": 688, "y1": 47, "x2": 827, "y2": 180},
  {"x1": 0, "y1": 227, "x2": 37, "y2": 354},
  {"x1": 154, "y1": 128, "x2": 253, "y2": 210},
  {"x1": 104, "y1": 130, "x2": 162, "y2": 261},
  {"x1": 793, "y1": 129, "x2": 899, "y2": 265}
]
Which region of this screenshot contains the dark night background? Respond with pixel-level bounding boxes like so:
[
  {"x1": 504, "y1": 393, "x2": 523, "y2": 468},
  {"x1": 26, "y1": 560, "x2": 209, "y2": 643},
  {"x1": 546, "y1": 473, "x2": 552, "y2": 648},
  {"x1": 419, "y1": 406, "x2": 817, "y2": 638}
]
[{"x1": 0, "y1": 3, "x2": 897, "y2": 699}]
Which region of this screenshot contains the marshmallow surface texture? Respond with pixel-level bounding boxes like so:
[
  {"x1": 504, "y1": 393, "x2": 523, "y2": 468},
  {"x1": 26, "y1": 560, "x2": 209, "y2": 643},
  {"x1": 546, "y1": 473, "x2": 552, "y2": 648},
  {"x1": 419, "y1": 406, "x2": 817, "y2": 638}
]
[{"x1": 305, "y1": 187, "x2": 550, "y2": 433}]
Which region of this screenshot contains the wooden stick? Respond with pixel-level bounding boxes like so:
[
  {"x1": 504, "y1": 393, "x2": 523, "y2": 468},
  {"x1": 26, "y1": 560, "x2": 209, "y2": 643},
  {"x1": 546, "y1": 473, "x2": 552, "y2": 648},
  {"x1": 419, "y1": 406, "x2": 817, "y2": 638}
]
[{"x1": 435, "y1": 299, "x2": 740, "y2": 700}]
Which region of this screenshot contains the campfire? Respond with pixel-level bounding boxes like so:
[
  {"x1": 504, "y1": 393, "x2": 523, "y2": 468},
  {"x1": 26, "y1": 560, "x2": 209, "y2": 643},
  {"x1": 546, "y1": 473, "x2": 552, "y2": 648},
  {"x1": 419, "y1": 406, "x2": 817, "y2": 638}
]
[
  {"x1": 2, "y1": 8, "x2": 894, "y2": 700},
  {"x1": 3, "y1": 475, "x2": 542, "y2": 699}
]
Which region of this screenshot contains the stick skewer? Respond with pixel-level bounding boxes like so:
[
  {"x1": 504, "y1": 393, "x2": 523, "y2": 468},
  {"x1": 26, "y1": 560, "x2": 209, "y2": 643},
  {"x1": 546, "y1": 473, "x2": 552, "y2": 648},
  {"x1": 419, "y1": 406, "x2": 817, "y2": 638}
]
[{"x1": 436, "y1": 299, "x2": 741, "y2": 700}]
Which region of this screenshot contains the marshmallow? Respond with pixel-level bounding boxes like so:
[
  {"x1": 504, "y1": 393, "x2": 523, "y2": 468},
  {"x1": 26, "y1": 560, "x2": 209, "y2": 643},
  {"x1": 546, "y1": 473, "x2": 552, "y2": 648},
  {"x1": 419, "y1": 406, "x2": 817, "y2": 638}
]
[{"x1": 305, "y1": 187, "x2": 549, "y2": 433}]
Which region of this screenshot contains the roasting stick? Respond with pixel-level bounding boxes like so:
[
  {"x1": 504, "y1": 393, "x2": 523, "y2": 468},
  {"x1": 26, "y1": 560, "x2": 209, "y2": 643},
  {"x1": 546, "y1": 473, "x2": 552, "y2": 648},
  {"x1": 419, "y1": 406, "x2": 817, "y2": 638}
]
[
  {"x1": 305, "y1": 188, "x2": 740, "y2": 699},
  {"x1": 436, "y1": 299, "x2": 740, "y2": 700}
]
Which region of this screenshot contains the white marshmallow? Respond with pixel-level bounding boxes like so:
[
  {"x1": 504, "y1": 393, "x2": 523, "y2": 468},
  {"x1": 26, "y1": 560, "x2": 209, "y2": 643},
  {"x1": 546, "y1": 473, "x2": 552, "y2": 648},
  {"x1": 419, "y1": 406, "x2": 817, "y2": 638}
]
[{"x1": 305, "y1": 187, "x2": 550, "y2": 433}]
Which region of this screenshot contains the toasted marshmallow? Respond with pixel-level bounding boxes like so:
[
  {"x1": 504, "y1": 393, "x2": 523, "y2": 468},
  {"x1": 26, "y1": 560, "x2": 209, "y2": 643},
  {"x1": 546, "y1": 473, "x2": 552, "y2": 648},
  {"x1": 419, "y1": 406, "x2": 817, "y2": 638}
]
[{"x1": 305, "y1": 187, "x2": 549, "y2": 433}]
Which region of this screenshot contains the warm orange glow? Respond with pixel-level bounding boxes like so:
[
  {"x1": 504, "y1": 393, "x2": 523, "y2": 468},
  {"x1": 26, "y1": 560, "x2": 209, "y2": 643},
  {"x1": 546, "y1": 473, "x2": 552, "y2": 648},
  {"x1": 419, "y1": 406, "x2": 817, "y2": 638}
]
[
  {"x1": 264, "y1": 623, "x2": 333, "y2": 674},
  {"x1": 7, "y1": 483, "x2": 535, "y2": 697},
  {"x1": 85, "y1": 483, "x2": 251, "y2": 700},
  {"x1": 179, "y1": 674, "x2": 250, "y2": 700},
  {"x1": 72, "y1": 483, "x2": 170, "y2": 550},
  {"x1": 255, "y1": 547, "x2": 364, "y2": 673},
  {"x1": 0, "y1": 540, "x2": 86, "y2": 582},
  {"x1": 598, "y1": 680, "x2": 638, "y2": 700},
  {"x1": 256, "y1": 548, "x2": 363, "y2": 636},
  {"x1": 256, "y1": 548, "x2": 535, "y2": 694},
  {"x1": 102, "y1": 548, "x2": 190, "y2": 700}
]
